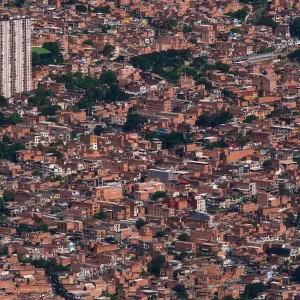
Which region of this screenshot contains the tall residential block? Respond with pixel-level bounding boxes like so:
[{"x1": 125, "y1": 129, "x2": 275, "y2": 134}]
[{"x1": 0, "y1": 15, "x2": 31, "y2": 98}]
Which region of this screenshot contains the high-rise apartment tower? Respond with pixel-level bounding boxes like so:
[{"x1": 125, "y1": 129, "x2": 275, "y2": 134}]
[{"x1": 0, "y1": 15, "x2": 31, "y2": 98}]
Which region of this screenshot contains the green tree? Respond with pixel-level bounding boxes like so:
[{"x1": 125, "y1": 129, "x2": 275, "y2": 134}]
[
  {"x1": 136, "y1": 218, "x2": 147, "y2": 229},
  {"x1": 2, "y1": 135, "x2": 10, "y2": 143},
  {"x1": 0, "y1": 112, "x2": 5, "y2": 125},
  {"x1": 262, "y1": 160, "x2": 272, "y2": 168},
  {"x1": 178, "y1": 233, "x2": 189, "y2": 241},
  {"x1": 191, "y1": 56, "x2": 208, "y2": 68},
  {"x1": 0, "y1": 96, "x2": 6, "y2": 106},
  {"x1": 42, "y1": 42, "x2": 63, "y2": 65},
  {"x1": 257, "y1": 15, "x2": 278, "y2": 31},
  {"x1": 173, "y1": 284, "x2": 188, "y2": 300},
  {"x1": 0, "y1": 141, "x2": 25, "y2": 162},
  {"x1": 75, "y1": 4, "x2": 87, "y2": 12},
  {"x1": 288, "y1": 48, "x2": 300, "y2": 62},
  {"x1": 94, "y1": 125, "x2": 106, "y2": 136},
  {"x1": 94, "y1": 210, "x2": 106, "y2": 219},
  {"x1": 189, "y1": 38, "x2": 197, "y2": 44},
  {"x1": 196, "y1": 110, "x2": 233, "y2": 128},
  {"x1": 231, "y1": 8, "x2": 248, "y2": 21},
  {"x1": 145, "y1": 131, "x2": 188, "y2": 149},
  {"x1": 290, "y1": 17, "x2": 300, "y2": 37},
  {"x1": 175, "y1": 251, "x2": 188, "y2": 261},
  {"x1": 0, "y1": 247, "x2": 8, "y2": 255},
  {"x1": 17, "y1": 224, "x2": 33, "y2": 234},
  {"x1": 236, "y1": 131, "x2": 251, "y2": 147},
  {"x1": 28, "y1": 89, "x2": 56, "y2": 106},
  {"x1": 32, "y1": 52, "x2": 41, "y2": 66},
  {"x1": 43, "y1": 42, "x2": 60, "y2": 55},
  {"x1": 104, "y1": 84, "x2": 129, "y2": 103},
  {"x1": 8, "y1": 112, "x2": 22, "y2": 125},
  {"x1": 93, "y1": 5, "x2": 110, "y2": 13},
  {"x1": 38, "y1": 223, "x2": 49, "y2": 232},
  {"x1": 155, "y1": 231, "x2": 165, "y2": 237},
  {"x1": 196, "y1": 114, "x2": 211, "y2": 127},
  {"x1": 196, "y1": 78, "x2": 212, "y2": 90},
  {"x1": 244, "y1": 115, "x2": 258, "y2": 123},
  {"x1": 123, "y1": 113, "x2": 147, "y2": 132},
  {"x1": 100, "y1": 71, "x2": 117, "y2": 85},
  {"x1": 241, "y1": 282, "x2": 268, "y2": 299},
  {"x1": 103, "y1": 44, "x2": 115, "y2": 58},
  {"x1": 41, "y1": 105, "x2": 61, "y2": 116},
  {"x1": 147, "y1": 255, "x2": 165, "y2": 277},
  {"x1": 151, "y1": 191, "x2": 167, "y2": 201},
  {"x1": 19, "y1": 258, "x2": 70, "y2": 277},
  {"x1": 182, "y1": 25, "x2": 192, "y2": 33},
  {"x1": 83, "y1": 40, "x2": 93, "y2": 46},
  {"x1": 2, "y1": 190, "x2": 14, "y2": 202}
]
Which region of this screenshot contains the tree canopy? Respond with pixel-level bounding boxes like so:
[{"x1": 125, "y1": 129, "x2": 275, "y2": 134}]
[
  {"x1": 0, "y1": 96, "x2": 6, "y2": 106},
  {"x1": 38, "y1": 223, "x2": 49, "y2": 232},
  {"x1": 173, "y1": 284, "x2": 188, "y2": 300},
  {"x1": 241, "y1": 282, "x2": 268, "y2": 299},
  {"x1": 196, "y1": 110, "x2": 233, "y2": 128},
  {"x1": 147, "y1": 254, "x2": 165, "y2": 277},
  {"x1": 244, "y1": 115, "x2": 258, "y2": 123},
  {"x1": 256, "y1": 15, "x2": 278, "y2": 31},
  {"x1": 288, "y1": 48, "x2": 300, "y2": 62},
  {"x1": 290, "y1": 18, "x2": 300, "y2": 37},
  {"x1": 103, "y1": 44, "x2": 115, "y2": 58},
  {"x1": 0, "y1": 141, "x2": 25, "y2": 162},
  {"x1": 28, "y1": 89, "x2": 56, "y2": 107},
  {"x1": 130, "y1": 49, "x2": 192, "y2": 82},
  {"x1": 145, "y1": 131, "x2": 193, "y2": 149},
  {"x1": 151, "y1": 191, "x2": 167, "y2": 201},
  {"x1": 32, "y1": 42, "x2": 63, "y2": 66},
  {"x1": 294, "y1": 266, "x2": 300, "y2": 283},
  {"x1": 178, "y1": 233, "x2": 190, "y2": 241},
  {"x1": 55, "y1": 72, "x2": 129, "y2": 108},
  {"x1": 94, "y1": 125, "x2": 106, "y2": 136},
  {"x1": 20, "y1": 258, "x2": 70, "y2": 277},
  {"x1": 136, "y1": 218, "x2": 147, "y2": 229},
  {"x1": 123, "y1": 113, "x2": 148, "y2": 132}
]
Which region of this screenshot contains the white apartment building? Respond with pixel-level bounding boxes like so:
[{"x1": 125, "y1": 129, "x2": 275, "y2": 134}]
[{"x1": 0, "y1": 15, "x2": 31, "y2": 98}]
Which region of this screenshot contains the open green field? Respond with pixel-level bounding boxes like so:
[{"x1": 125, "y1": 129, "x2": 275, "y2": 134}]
[{"x1": 32, "y1": 47, "x2": 51, "y2": 55}]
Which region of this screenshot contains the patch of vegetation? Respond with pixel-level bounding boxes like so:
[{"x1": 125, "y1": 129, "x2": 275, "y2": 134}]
[
  {"x1": 173, "y1": 284, "x2": 188, "y2": 300},
  {"x1": 0, "y1": 141, "x2": 25, "y2": 162},
  {"x1": 290, "y1": 17, "x2": 300, "y2": 37},
  {"x1": 123, "y1": 113, "x2": 148, "y2": 132},
  {"x1": 147, "y1": 254, "x2": 165, "y2": 277},
  {"x1": 28, "y1": 89, "x2": 56, "y2": 107},
  {"x1": 56, "y1": 72, "x2": 129, "y2": 108},
  {"x1": 228, "y1": 8, "x2": 248, "y2": 22},
  {"x1": 93, "y1": 5, "x2": 110, "y2": 13},
  {"x1": 94, "y1": 210, "x2": 106, "y2": 219},
  {"x1": 130, "y1": 50, "x2": 192, "y2": 82},
  {"x1": 244, "y1": 115, "x2": 258, "y2": 123},
  {"x1": 178, "y1": 233, "x2": 189, "y2": 241},
  {"x1": 145, "y1": 131, "x2": 192, "y2": 149},
  {"x1": 32, "y1": 42, "x2": 63, "y2": 66},
  {"x1": 19, "y1": 258, "x2": 70, "y2": 277},
  {"x1": 288, "y1": 48, "x2": 300, "y2": 62},
  {"x1": 136, "y1": 218, "x2": 147, "y2": 229},
  {"x1": 256, "y1": 15, "x2": 278, "y2": 31},
  {"x1": 151, "y1": 191, "x2": 167, "y2": 201},
  {"x1": 196, "y1": 110, "x2": 233, "y2": 128}
]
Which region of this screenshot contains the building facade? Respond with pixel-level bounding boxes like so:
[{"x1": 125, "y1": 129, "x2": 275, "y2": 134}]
[{"x1": 0, "y1": 15, "x2": 31, "y2": 98}]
